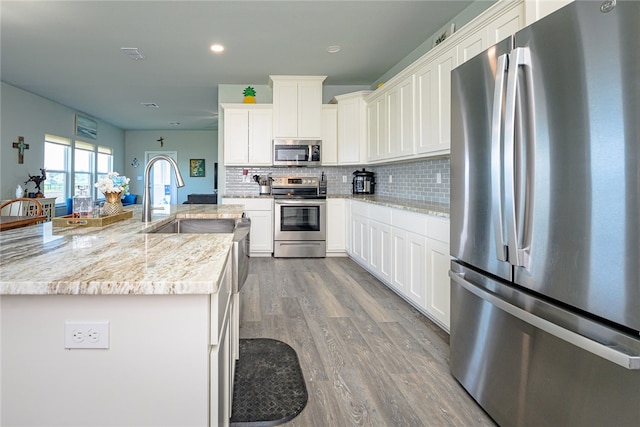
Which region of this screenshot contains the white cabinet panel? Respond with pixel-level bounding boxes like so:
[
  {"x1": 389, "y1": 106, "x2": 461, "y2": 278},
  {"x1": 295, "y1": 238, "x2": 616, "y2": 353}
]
[
  {"x1": 368, "y1": 219, "x2": 392, "y2": 284},
  {"x1": 351, "y1": 213, "x2": 368, "y2": 266},
  {"x1": 487, "y1": 5, "x2": 524, "y2": 44},
  {"x1": 298, "y1": 81, "x2": 324, "y2": 138},
  {"x1": 387, "y1": 75, "x2": 415, "y2": 158},
  {"x1": 222, "y1": 104, "x2": 272, "y2": 166},
  {"x1": 327, "y1": 198, "x2": 346, "y2": 254},
  {"x1": 367, "y1": 92, "x2": 386, "y2": 162},
  {"x1": 426, "y1": 238, "x2": 451, "y2": 330},
  {"x1": 335, "y1": 91, "x2": 370, "y2": 165},
  {"x1": 271, "y1": 76, "x2": 326, "y2": 139},
  {"x1": 321, "y1": 105, "x2": 338, "y2": 165},
  {"x1": 248, "y1": 108, "x2": 273, "y2": 165},
  {"x1": 272, "y1": 80, "x2": 298, "y2": 138},
  {"x1": 457, "y1": 31, "x2": 486, "y2": 65},
  {"x1": 406, "y1": 232, "x2": 427, "y2": 309},
  {"x1": 391, "y1": 228, "x2": 408, "y2": 296},
  {"x1": 222, "y1": 198, "x2": 273, "y2": 255},
  {"x1": 415, "y1": 48, "x2": 457, "y2": 156}
]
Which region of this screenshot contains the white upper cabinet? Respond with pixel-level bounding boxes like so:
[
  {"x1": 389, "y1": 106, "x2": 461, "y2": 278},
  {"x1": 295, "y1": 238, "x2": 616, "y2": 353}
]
[
  {"x1": 524, "y1": 0, "x2": 573, "y2": 26},
  {"x1": 387, "y1": 74, "x2": 415, "y2": 159},
  {"x1": 367, "y1": 91, "x2": 386, "y2": 162},
  {"x1": 486, "y1": 3, "x2": 524, "y2": 45},
  {"x1": 415, "y1": 47, "x2": 457, "y2": 156},
  {"x1": 334, "y1": 91, "x2": 371, "y2": 165},
  {"x1": 321, "y1": 104, "x2": 338, "y2": 165},
  {"x1": 457, "y1": 1, "x2": 525, "y2": 65},
  {"x1": 270, "y1": 75, "x2": 326, "y2": 139},
  {"x1": 221, "y1": 104, "x2": 273, "y2": 166}
]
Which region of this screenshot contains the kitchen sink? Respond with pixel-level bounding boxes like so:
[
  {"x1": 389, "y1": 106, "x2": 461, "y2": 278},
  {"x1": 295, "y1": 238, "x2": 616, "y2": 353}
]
[
  {"x1": 144, "y1": 217, "x2": 251, "y2": 292},
  {"x1": 147, "y1": 218, "x2": 237, "y2": 234}
]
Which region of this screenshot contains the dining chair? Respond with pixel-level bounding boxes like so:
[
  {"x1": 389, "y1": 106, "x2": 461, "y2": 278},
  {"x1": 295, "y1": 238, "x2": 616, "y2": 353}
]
[{"x1": 0, "y1": 198, "x2": 44, "y2": 217}]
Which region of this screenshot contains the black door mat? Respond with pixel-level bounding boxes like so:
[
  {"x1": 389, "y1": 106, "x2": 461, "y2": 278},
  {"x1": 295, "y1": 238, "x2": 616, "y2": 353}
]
[{"x1": 230, "y1": 338, "x2": 308, "y2": 427}]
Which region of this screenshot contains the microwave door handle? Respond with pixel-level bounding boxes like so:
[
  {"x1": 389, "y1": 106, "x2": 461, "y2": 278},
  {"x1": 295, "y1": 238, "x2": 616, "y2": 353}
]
[{"x1": 491, "y1": 53, "x2": 509, "y2": 262}]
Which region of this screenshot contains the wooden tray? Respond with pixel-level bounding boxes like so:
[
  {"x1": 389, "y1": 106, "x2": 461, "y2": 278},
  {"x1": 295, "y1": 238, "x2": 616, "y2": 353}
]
[{"x1": 52, "y1": 210, "x2": 133, "y2": 227}]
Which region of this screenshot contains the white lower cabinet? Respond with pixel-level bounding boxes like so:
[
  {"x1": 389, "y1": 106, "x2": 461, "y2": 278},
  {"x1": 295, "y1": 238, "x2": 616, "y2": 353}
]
[
  {"x1": 326, "y1": 198, "x2": 347, "y2": 255},
  {"x1": 222, "y1": 198, "x2": 273, "y2": 256},
  {"x1": 351, "y1": 213, "x2": 368, "y2": 266},
  {"x1": 425, "y1": 237, "x2": 450, "y2": 329},
  {"x1": 348, "y1": 200, "x2": 451, "y2": 331}
]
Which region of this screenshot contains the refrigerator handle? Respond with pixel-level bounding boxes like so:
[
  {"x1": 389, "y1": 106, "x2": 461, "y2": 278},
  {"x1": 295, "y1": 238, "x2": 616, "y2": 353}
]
[
  {"x1": 491, "y1": 53, "x2": 509, "y2": 262},
  {"x1": 504, "y1": 47, "x2": 532, "y2": 268},
  {"x1": 450, "y1": 271, "x2": 640, "y2": 370}
]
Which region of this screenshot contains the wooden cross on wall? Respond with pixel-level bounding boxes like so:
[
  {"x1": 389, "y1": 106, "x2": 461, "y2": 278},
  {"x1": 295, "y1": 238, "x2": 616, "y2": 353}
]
[
  {"x1": 12, "y1": 136, "x2": 29, "y2": 164},
  {"x1": 157, "y1": 137, "x2": 164, "y2": 147}
]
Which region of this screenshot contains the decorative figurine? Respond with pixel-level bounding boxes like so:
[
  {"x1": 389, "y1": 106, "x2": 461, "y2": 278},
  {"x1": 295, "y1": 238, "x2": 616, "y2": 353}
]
[
  {"x1": 243, "y1": 86, "x2": 257, "y2": 103},
  {"x1": 25, "y1": 168, "x2": 47, "y2": 197}
]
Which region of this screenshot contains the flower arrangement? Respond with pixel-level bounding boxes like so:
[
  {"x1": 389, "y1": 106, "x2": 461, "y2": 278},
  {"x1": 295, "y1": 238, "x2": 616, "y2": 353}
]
[{"x1": 95, "y1": 172, "x2": 130, "y2": 196}]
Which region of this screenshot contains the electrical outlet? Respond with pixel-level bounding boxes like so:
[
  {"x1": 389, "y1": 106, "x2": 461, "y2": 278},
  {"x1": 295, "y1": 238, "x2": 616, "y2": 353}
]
[
  {"x1": 65, "y1": 321, "x2": 110, "y2": 349},
  {"x1": 342, "y1": 176, "x2": 347, "y2": 183},
  {"x1": 389, "y1": 175, "x2": 393, "y2": 183},
  {"x1": 436, "y1": 173, "x2": 442, "y2": 184}
]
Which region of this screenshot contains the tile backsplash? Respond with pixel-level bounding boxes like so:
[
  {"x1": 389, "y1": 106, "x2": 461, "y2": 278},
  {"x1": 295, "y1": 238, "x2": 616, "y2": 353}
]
[{"x1": 225, "y1": 157, "x2": 450, "y2": 204}]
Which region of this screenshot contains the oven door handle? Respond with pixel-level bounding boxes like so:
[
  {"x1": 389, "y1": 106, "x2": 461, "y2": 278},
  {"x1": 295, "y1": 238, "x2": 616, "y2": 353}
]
[{"x1": 274, "y1": 199, "x2": 325, "y2": 205}]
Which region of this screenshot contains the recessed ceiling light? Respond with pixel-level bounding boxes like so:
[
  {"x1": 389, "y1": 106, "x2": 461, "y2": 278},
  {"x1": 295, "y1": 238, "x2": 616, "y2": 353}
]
[
  {"x1": 121, "y1": 47, "x2": 145, "y2": 60},
  {"x1": 141, "y1": 102, "x2": 159, "y2": 108},
  {"x1": 210, "y1": 44, "x2": 225, "y2": 53},
  {"x1": 326, "y1": 45, "x2": 341, "y2": 54}
]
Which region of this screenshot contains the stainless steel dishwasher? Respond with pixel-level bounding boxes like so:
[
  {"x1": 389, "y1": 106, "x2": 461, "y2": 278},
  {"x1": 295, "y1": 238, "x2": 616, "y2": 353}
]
[{"x1": 232, "y1": 217, "x2": 251, "y2": 292}]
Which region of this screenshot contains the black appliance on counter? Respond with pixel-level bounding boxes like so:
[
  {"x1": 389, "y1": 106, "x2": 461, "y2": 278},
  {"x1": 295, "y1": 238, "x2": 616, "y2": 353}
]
[{"x1": 352, "y1": 168, "x2": 375, "y2": 195}]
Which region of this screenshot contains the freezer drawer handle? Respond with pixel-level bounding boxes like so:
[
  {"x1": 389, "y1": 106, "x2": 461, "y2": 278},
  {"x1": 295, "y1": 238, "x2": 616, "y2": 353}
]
[{"x1": 449, "y1": 271, "x2": 640, "y2": 370}]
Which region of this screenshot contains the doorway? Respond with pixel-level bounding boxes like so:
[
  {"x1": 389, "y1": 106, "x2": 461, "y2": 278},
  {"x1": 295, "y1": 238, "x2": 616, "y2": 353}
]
[{"x1": 144, "y1": 151, "x2": 179, "y2": 207}]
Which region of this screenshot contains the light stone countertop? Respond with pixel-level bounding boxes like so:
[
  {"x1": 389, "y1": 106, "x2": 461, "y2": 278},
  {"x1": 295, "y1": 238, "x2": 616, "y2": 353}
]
[
  {"x1": 224, "y1": 193, "x2": 450, "y2": 217},
  {"x1": 331, "y1": 195, "x2": 450, "y2": 218},
  {"x1": 0, "y1": 204, "x2": 245, "y2": 296}
]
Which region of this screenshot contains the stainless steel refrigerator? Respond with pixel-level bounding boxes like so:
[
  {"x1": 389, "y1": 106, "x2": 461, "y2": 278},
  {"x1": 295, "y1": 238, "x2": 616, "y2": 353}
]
[{"x1": 450, "y1": 1, "x2": 640, "y2": 425}]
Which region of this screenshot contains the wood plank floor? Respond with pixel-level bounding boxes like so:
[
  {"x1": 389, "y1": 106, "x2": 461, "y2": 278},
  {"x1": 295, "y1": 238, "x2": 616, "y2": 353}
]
[{"x1": 238, "y1": 256, "x2": 496, "y2": 427}]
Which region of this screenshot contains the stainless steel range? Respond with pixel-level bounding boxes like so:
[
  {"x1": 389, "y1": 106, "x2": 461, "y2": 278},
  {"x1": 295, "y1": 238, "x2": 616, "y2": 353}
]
[{"x1": 272, "y1": 176, "x2": 326, "y2": 258}]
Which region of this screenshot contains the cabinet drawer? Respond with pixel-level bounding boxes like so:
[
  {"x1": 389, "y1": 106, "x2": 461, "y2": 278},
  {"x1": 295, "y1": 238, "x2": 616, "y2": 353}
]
[
  {"x1": 222, "y1": 198, "x2": 273, "y2": 211},
  {"x1": 427, "y1": 216, "x2": 450, "y2": 243},
  {"x1": 351, "y1": 200, "x2": 369, "y2": 217},
  {"x1": 369, "y1": 204, "x2": 391, "y2": 224},
  {"x1": 391, "y1": 208, "x2": 428, "y2": 235},
  {"x1": 211, "y1": 252, "x2": 232, "y2": 346}
]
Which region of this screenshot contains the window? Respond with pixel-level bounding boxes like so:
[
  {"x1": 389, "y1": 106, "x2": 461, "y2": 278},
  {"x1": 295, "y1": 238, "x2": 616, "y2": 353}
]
[
  {"x1": 74, "y1": 141, "x2": 95, "y2": 197},
  {"x1": 43, "y1": 135, "x2": 71, "y2": 204},
  {"x1": 97, "y1": 146, "x2": 113, "y2": 182}
]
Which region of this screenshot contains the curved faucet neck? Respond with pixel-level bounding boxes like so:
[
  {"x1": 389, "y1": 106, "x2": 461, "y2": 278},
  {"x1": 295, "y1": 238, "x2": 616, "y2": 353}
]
[{"x1": 142, "y1": 155, "x2": 186, "y2": 222}]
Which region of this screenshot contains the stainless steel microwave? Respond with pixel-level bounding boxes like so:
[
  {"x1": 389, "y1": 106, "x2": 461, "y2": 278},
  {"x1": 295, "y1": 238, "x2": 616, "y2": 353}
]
[{"x1": 273, "y1": 139, "x2": 321, "y2": 167}]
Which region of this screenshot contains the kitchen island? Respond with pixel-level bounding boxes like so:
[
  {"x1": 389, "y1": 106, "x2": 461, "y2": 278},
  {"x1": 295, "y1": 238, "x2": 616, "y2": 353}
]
[{"x1": 0, "y1": 204, "x2": 244, "y2": 427}]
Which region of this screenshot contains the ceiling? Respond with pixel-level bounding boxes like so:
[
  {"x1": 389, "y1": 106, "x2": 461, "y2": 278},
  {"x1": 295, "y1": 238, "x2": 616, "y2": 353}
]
[{"x1": 1, "y1": 1, "x2": 475, "y2": 131}]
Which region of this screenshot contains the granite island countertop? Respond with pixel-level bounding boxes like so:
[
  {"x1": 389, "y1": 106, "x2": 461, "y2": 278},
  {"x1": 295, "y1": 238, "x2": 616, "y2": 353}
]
[{"x1": 0, "y1": 204, "x2": 245, "y2": 296}]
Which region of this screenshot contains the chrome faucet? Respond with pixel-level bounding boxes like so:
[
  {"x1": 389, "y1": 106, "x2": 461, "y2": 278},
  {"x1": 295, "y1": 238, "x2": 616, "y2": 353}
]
[{"x1": 142, "y1": 155, "x2": 186, "y2": 222}]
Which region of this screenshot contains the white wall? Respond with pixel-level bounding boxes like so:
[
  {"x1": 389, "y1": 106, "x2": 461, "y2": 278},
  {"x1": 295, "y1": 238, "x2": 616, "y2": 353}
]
[
  {"x1": 124, "y1": 130, "x2": 217, "y2": 204},
  {"x1": 0, "y1": 82, "x2": 125, "y2": 200}
]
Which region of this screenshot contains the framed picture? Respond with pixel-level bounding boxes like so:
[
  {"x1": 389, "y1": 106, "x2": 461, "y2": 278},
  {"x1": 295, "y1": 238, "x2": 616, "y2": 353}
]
[
  {"x1": 190, "y1": 159, "x2": 205, "y2": 177},
  {"x1": 432, "y1": 23, "x2": 456, "y2": 47},
  {"x1": 75, "y1": 114, "x2": 98, "y2": 140}
]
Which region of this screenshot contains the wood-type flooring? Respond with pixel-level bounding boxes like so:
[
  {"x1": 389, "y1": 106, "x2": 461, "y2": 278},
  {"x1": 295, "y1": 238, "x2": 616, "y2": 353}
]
[{"x1": 238, "y1": 256, "x2": 495, "y2": 427}]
